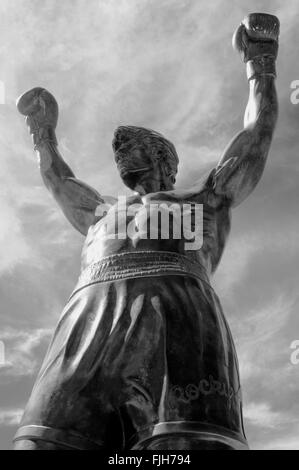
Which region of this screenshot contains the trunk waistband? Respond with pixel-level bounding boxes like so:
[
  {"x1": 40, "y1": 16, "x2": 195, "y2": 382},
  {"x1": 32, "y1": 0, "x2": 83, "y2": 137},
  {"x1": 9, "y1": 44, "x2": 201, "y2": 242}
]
[{"x1": 70, "y1": 251, "x2": 210, "y2": 299}]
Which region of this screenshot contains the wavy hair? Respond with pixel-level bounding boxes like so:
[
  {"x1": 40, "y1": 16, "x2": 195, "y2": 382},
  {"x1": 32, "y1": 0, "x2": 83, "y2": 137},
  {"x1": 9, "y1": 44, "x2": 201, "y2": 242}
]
[{"x1": 112, "y1": 126, "x2": 179, "y2": 178}]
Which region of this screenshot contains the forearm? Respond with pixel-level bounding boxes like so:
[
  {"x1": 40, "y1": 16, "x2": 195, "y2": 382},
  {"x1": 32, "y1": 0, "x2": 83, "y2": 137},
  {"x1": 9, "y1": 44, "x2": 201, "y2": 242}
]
[
  {"x1": 36, "y1": 139, "x2": 75, "y2": 194},
  {"x1": 218, "y1": 66, "x2": 278, "y2": 167},
  {"x1": 244, "y1": 65, "x2": 278, "y2": 133}
]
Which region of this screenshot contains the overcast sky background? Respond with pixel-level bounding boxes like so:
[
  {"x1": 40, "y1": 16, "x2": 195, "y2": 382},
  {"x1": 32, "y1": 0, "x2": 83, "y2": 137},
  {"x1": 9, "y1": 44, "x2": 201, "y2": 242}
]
[{"x1": 0, "y1": 0, "x2": 299, "y2": 450}]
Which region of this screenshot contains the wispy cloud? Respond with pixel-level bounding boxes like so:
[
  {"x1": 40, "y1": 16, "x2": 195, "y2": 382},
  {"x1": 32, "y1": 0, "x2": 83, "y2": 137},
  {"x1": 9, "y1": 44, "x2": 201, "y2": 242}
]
[
  {"x1": 260, "y1": 435, "x2": 299, "y2": 451},
  {"x1": 0, "y1": 328, "x2": 52, "y2": 377},
  {"x1": 244, "y1": 402, "x2": 296, "y2": 429},
  {"x1": 232, "y1": 294, "x2": 295, "y2": 383},
  {"x1": 0, "y1": 408, "x2": 23, "y2": 426}
]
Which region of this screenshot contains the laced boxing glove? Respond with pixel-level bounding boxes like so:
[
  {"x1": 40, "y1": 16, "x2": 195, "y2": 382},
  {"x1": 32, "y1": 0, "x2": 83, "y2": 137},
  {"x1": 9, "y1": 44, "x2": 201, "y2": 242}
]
[
  {"x1": 16, "y1": 87, "x2": 58, "y2": 149},
  {"x1": 232, "y1": 13, "x2": 280, "y2": 80}
]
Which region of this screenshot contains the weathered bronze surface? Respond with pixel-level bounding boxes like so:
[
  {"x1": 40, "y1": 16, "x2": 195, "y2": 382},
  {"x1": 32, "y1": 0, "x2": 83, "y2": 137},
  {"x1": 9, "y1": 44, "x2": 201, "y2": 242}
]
[{"x1": 13, "y1": 13, "x2": 279, "y2": 450}]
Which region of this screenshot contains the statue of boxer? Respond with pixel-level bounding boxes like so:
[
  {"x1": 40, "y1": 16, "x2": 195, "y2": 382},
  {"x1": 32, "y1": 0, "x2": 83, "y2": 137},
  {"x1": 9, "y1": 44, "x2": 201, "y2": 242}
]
[{"x1": 14, "y1": 13, "x2": 279, "y2": 450}]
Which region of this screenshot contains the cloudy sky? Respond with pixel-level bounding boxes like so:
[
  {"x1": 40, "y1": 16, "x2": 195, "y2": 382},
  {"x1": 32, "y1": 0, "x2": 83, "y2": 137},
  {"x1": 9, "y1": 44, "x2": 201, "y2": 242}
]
[{"x1": 0, "y1": 0, "x2": 299, "y2": 450}]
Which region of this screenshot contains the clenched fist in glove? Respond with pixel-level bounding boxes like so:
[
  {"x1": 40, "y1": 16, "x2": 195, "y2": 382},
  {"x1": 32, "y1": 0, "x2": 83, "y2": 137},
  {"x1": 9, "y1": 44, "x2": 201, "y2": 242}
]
[
  {"x1": 232, "y1": 13, "x2": 279, "y2": 80},
  {"x1": 16, "y1": 87, "x2": 58, "y2": 149}
]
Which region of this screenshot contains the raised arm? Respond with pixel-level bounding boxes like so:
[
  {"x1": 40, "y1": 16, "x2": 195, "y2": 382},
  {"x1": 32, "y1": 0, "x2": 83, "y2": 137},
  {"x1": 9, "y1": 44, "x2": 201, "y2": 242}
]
[
  {"x1": 17, "y1": 88, "x2": 107, "y2": 235},
  {"x1": 212, "y1": 13, "x2": 279, "y2": 208}
]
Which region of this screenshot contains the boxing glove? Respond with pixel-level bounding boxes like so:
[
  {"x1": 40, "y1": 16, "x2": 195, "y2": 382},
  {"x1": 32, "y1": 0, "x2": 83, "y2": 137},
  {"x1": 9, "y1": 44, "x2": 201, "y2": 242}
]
[
  {"x1": 232, "y1": 13, "x2": 279, "y2": 80},
  {"x1": 16, "y1": 87, "x2": 58, "y2": 148}
]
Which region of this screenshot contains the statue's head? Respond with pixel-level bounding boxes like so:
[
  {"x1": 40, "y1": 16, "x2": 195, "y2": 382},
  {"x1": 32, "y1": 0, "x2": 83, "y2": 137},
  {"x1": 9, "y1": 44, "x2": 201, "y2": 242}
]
[{"x1": 112, "y1": 125, "x2": 179, "y2": 194}]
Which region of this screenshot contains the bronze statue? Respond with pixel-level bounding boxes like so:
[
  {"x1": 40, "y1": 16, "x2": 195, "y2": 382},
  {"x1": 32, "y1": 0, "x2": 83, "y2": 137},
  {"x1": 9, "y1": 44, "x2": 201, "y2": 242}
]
[{"x1": 13, "y1": 13, "x2": 279, "y2": 450}]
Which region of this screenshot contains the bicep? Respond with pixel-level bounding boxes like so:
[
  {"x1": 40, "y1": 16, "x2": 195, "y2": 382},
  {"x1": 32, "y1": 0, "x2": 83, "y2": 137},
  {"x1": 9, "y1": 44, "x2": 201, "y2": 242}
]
[
  {"x1": 213, "y1": 128, "x2": 272, "y2": 208},
  {"x1": 52, "y1": 177, "x2": 112, "y2": 235},
  {"x1": 212, "y1": 153, "x2": 269, "y2": 208}
]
